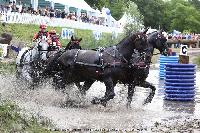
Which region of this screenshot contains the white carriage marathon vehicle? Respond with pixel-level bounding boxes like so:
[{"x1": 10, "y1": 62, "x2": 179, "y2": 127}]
[{"x1": 16, "y1": 37, "x2": 50, "y2": 85}]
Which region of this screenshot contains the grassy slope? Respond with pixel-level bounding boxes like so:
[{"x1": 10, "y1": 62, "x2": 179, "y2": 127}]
[
  {"x1": 0, "y1": 23, "x2": 124, "y2": 49},
  {"x1": 0, "y1": 61, "x2": 16, "y2": 74},
  {"x1": 1, "y1": 23, "x2": 199, "y2": 65}
]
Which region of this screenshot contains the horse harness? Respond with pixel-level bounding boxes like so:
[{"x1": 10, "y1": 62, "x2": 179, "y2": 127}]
[{"x1": 73, "y1": 46, "x2": 144, "y2": 70}]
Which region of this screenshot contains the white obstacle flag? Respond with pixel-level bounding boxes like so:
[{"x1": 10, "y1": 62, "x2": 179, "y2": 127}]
[{"x1": 180, "y1": 44, "x2": 188, "y2": 56}]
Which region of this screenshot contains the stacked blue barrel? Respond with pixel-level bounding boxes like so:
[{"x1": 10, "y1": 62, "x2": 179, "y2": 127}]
[
  {"x1": 164, "y1": 64, "x2": 196, "y2": 101},
  {"x1": 159, "y1": 55, "x2": 179, "y2": 79}
]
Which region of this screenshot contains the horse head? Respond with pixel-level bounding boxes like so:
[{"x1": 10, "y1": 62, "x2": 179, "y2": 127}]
[
  {"x1": 132, "y1": 30, "x2": 148, "y2": 52},
  {"x1": 65, "y1": 35, "x2": 82, "y2": 50},
  {"x1": 37, "y1": 39, "x2": 49, "y2": 60},
  {"x1": 147, "y1": 30, "x2": 169, "y2": 56},
  {"x1": 116, "y1": 30, "x2": 148, "y2": 62}
]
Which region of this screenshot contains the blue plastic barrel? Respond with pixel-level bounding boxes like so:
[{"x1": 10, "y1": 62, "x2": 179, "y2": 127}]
[
  {"x1": 159, "y1": 55, "x2": 179, "y2": 79},
  {"x1": 164, "y1": 64, "x2": 196, "y2": 101}
]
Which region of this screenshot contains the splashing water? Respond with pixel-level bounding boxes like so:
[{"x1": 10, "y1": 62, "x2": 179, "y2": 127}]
[{"x1": 0, "y1": 70, "x2": 200, "y2": 131}]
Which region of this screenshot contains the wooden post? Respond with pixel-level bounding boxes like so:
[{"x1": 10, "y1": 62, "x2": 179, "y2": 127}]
[
  {"x1": 179, "y1": 55, "x2": 189, "y2": 64},
  {"x1": 179, "y1": 44, "x2": 189, "y2": 64}
]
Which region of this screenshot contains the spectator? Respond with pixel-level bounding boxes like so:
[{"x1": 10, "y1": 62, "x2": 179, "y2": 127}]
[
  {"x1": 16, "y1": 1, "x2": 22, "y2": 13},
  {"x1": 49, "y1": 7, "x2": 54, "y2": 18},
  {"x1": 27, "y1": 4, "x2": 33, "y2": 14},
  {"x1": 56, "y1": 9, "x2": 62, "y2": 18},
  {"x1": 0, "y1": 4, "x2": 104, "y2": 28},
  {"x1": 61, "y1": 11, "x2": 65, "y2": 19},
  {"x1": 67, "y1": 13, "x2": 72, "y2": 19}
]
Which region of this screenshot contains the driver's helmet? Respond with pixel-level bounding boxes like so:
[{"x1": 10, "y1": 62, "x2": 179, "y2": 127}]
[
  {"x1": 39, "y1": 24, "x2": 47, "y2": 30},
  {"x1": 49, "y1": 29, "x2": 56, "y2": 35}
]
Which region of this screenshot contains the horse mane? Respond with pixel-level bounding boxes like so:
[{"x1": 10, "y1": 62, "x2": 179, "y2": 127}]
[
  {"x1": 117, "y1": 33, "x2": 137, "y2": 47},
  {"x1": 148, "y1": 31, "x2": 158, "y2": 39},
  {"x1": 148, "y1": 31, "x2": 158, "y2": 43}
]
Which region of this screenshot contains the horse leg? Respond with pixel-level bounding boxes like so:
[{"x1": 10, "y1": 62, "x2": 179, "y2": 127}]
[
  {"x1": 76, "y1": 80, "x2": 95, "y2": 95},
  {"x1": 126, "y1": 83, "x2": 136, "y2": 109},
  {"x1": 91, "y1": 77, "x2": 115, "y2": 107},
  {"x1": 52, "y1": 71, "x2": 66, "y2": 91},
  {"x1": 139, "y1": 81, "x2": 156, "y2": 104},
  {"x1": 75, "y1": 82, "x2": 82, "y2": 91}
]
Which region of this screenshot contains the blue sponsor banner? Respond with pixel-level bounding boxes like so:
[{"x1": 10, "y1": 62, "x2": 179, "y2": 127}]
[
  {"x1": 61, "y1": 28, "x2": 74, "y2": 39},
  {"x1": 93, "y1": 31, "x2": 102, "y2": 40}
]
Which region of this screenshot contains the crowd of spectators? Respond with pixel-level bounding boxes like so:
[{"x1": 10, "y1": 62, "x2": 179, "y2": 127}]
[
  {"x1": 0, "y1": 0, "x2": 103, "y2": 25},
  {"x1": 167, "y1": 33, "x2": 200, "y2": 48},
  {"x1": 167, "y1": 33, "x2": 199, "y2": 40}
]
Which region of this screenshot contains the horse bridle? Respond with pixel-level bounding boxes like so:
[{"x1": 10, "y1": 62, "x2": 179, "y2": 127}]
[{"x1": 70, "y1": 40, "x2": 80, "y2": 46}]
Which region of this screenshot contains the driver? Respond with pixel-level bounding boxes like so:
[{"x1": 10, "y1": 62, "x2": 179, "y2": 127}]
[
  {"x1": 47, "y1": 29, "x2": 62, "y2": 49},
  {"x1": 33, "y1": 24, "x2": 49, "y2": 42}
]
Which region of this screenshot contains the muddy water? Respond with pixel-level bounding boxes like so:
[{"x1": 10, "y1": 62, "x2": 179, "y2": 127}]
[{"x1": 0, "y1": 70, "x2": 200, "y2": 131}]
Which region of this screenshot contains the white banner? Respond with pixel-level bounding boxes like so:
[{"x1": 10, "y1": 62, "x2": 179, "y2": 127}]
[{"x1": 0, "y1": 44, "x2": 8, "y2": 58}]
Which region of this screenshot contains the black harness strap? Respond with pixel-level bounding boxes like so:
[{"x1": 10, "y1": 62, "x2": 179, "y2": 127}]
[
  {"x1": 73, "y1": 46, "x2": 132, "y2": 69},
  {"x1": 103, "y1": 46, "x2": 128, "y2": 64}
]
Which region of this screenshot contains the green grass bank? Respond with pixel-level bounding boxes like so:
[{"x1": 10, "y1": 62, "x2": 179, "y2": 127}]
[{"x1": 0, "y1": 23, "x2": 124, "y2": 49}]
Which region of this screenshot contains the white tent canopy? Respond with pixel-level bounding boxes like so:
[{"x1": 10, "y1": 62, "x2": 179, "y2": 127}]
[
  {"x1": 45, "y1": 0, "x2": 96, "y2": 12},
  {"x1": 117, "y1": 13, "x2": 128, "y2": 28}
]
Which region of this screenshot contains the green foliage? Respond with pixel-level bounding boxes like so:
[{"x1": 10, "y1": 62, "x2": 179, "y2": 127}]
[
  {"x1": 132, "y1": 0, "x2": 165, "y2": 29},
  {"x1": 85, "y1": 0, "x2": 127, "y2": 20},
  {"x1": 108, "y1": 0, "x2": 126, "y2": 20},
  {"x1": 162, "y1": 0, "x2": 200, "y2": 32},
  {"x1": 188, "y1": 0, "x2": 200, "y2": 11},
  {"x1": 84, "y1": 0, "x2": 110, "y2": 10},
  {"x1": 81, "y1": 0, "x2": 200, "y2": 32},
  {"x1": 0, "y1": 101, "x2": 54, "y2": 132},
  {"x1": 122, "y1": 1, "x2": 144, "y2": 35},
  {"x1": 0, "y1": 61, "x2": 16, "y2": 74}
]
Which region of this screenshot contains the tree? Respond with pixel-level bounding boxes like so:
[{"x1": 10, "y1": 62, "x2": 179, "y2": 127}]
[
  {"x1": 84, "y1": 0, "x2": 110, "y2": 10},
  {"x1": 170, "y1": 3, "x2": 200, "y2": 32},
  {"x1": 131, "y1": 0, "x2": 165, "y2": 29},
  {"x1": 162, "y1": 0, "x2": 200, "y2": 32},
  {"x1": 123, "y1": 1, "x2": 144, "y2": 35},
  {"x1": 188, "y1": 0, "x2": 200, "y2": 11},
  {"x1": 85, "y1": 0, "x2": 126, "y2": 20},
  {"x1": 108, "y1": 0, "x2": 126, "y2": 20}
]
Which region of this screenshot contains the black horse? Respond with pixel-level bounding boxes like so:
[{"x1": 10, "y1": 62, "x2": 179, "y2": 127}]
[
  {"x1": 65, "y1": 36, "x2": 82, "y2": 50},
  {"x1": 42, "y1": 36, "x2": 83, "y2": 88},
  {"x1": 42, "y1": 30, "x2": 149, "y2": 106},
  {"x1": 126, "y1": 30, "x2": 169, "y2": 108}
]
